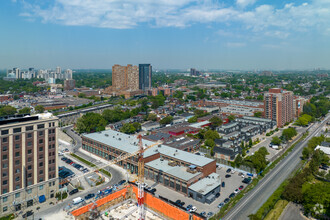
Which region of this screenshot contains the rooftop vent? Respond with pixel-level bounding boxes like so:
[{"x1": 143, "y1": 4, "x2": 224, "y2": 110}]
[
  {"x1": 118, "y1": 138, "x2": 121, "y2": 141},
  {"x1": 105, "y1": 134, "x2": 109, "y2": 137}
]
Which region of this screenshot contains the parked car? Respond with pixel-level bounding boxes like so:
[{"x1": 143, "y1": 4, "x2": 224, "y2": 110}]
[
  {"x1": 175, "y1": 200, "x2": 184, "y2": 207},
  {"x1": 200, "y1": 211, "x2": 206, "y2": 216},
  {"x1": 61, "y1": 157, "x2": 67, "y2": 161},
  {"x1": 207, "y1": 212, "x2": 214, "y2": 217},
  {"x1": 215, "y1": 192, "x2": 220, "y2": 198},
  {"x1": 22, "y1": 210, "x2": 34, "y2": 218},
  {"x1": 226, "y1": 168, "x2": 231, "y2": 173},
  {"x1": 69, "y1": 188, "x2": 79, "y2": 195},
  {"x1": 229, "y1": 193, "x2": 235, "y2": 198},
  {"x1": 150, "y1": 188, "x2": 156, "y2": 193},
  {"x1": 224, "y1": 198, "x2": 230, "y2": 203},
  {"x1": 239, "y1": 185, "x2": 244, "y2": 190},
  {"x1": 225, "y1": 174, "x2": 231, "y2": 178},
  {"x1": 84, "y1": 193, "x2": 95, "y2": 200},
  {"x1": 218, "y1": 202, "x2": 225, "y2": 208},
  {"x1": 231, "y1": 169, "x2": 235, "y2": 174},
  {"x1": 242, "y1": 177, "x2": 252, "y2": 184},
  {"x1": 118, "y1": 180, "x2": 126, "y2": 185},
  {"x1": 189, "y1": 206, "x2": 197, "y2": 212},
  {"x1": 186, "y1": 204, "x2": 193, "y2": 211},
  {"x1": 222, "y1": 182, "x2": 225, "y2": 187},
  {"x1": 234, "y1": 189, "x2": 239, "y2": 194}
]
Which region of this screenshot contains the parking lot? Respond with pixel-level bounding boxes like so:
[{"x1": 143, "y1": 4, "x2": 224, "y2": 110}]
[{"x1": 144, "y1": 165, "x2": 250, "y2": 217}]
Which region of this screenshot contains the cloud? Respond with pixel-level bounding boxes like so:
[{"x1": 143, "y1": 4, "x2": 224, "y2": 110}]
[
  {"x1": 236, "y1": 0, "x2": 257, "y2": 8},
  {"x1": 18, "y1": 0, "x2": 330, "y2": 36}
]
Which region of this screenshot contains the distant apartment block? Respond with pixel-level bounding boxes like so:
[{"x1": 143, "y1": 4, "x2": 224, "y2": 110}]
[
  {"x1": 264, "y1": 88, "x2": 294, "y2": 127},
  {"x1": 112, "y1": 64, "x2": 139, "y2": 91},
  {"x1": 0, "y1": 114, "x2": 59, "y2": 217},
  {"x1": 6, "y1": 67, "x2": 73, "y2": 81},
  {"x1": 139, "y1": 64, "x2": 152, "y2": 91},
  {"x1": 64, "y1": 79, "x2": 75, "y2": 91}
]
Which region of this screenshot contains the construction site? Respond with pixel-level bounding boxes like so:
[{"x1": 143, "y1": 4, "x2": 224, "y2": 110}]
[{"x1": 69, "y1": 183, "x2": 205, "y2": 220}]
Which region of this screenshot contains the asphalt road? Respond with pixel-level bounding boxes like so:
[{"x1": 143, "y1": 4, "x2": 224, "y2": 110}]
[{"x1": 223, "y1": 114, "x2": 329, "y2": 220}]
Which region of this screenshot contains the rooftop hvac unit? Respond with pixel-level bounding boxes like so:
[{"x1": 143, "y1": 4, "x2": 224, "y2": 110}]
[{"x1": 105, "y1": 134, "x2": 109, "y2": 137}]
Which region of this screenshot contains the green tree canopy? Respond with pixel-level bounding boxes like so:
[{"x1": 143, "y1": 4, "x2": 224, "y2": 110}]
[
  {"x1": 209, "y1": 116, "x2": 223, "y2": 129},
  {"x1": 227, "y1": 114, "x2": 236, "y2": 122},
  {"x1": 188, "y1": 116, "x2": 198, "y2": 123},
  {"x1": 18, "y1": 107, "x2": 31, "y2": 114},
  {"x1": 159, "y1": 116, "x2": 173, "y2": 125},
  {"x1": 282, "y1": 127, "x2": 297, "y2": 141},
  {"x1": 147, "y1": 113, "x2": 157, "y2": 121},
  {"x1": 0, "y1": 105, "x2": 17, "y2": 116},
  {"x1": 204, "y1": 130, "x2": 220, "y2": 140},
  {"x1": 35, "y1": 105, "x2": 45, "y2": 113},
  {"x1": 271, "y1": 136, "x2": 282, "y2": 145},
  {"x1": 76, "y1": 112, "x2": 107, "y2": 134},
  {"x1": 253, "y1": 111, "x2": 262, "y2": 118},
  {"x1": 120, "y1": 123, "x2": 136, "y2": 134}
]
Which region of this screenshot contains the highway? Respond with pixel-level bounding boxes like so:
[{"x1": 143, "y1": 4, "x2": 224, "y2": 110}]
[{"x1": 223, "y1": 114, "x2": 329, "y2": 220}]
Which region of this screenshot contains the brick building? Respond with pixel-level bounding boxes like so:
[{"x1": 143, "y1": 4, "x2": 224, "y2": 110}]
[
  {"x1": 264, "y1": 88, "x2": 294, "y2": 127},
  {"x1": 0, "y1": 113, "x2": 58, "y2": 217}
]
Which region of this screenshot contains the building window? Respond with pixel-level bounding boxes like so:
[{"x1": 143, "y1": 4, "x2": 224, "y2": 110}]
[
  {"x1": 28, "y1": 157, "x2": 32, "y2": 162},
  {"x1": 3, "y1": 206, "x2": 8, "y2": 212},
  {"x1": 2, "y1": 146, "x2": 7, "y2": 151},
  {"x1": 27, "y1": 133, "x2": 32, "y2": 138},
  {"x1": 15, "y1": 185, "x2": 20, "y2": 190},
  {"x1": 2, "y1": 189, "x2": 7, "y2": 194},
  {"x1": 27, "y1": 189, "x2": 32, "y2": 194},
  {"x1": 3, "y1": 163, "x2": 8, "y2": 168},
  {"x1": 15, "y1": 169, "x2": 20, "y2": 174},
  {"x1": 28, "y1": 149, "x2": 32, "y2": 154},
  {"x1": 39, "y1": 131, "x2": 44, "y2": 136},
  {"x1": 39, "y1": 155, "x2": 43, "y2": 159},
  {"x1": 3, "y1": 180, "x2": 8, "y2": 185},
  {"x1": 15, "y1": 192, "x2": 20, "y2": 198},
  {"x1": 39, "y1": 162, "x2": 43, "y2": 167},
  {"x1": 2, "y1": 196, "x2": 8, "y2": 202},
  {"x1": 39, "y1": 139, "x2": 43, "y2": 144},
  {"x1": 28, "y1": 165, "x2": 32, "y2": 170},
  {"x1": 15, "y1": 135, "x2": 20, "y2": 140},
  {"x1": 15, "y1": 177, "x2": 20, "y2": 182},
  {"x1": 2, "y1": 137, "x2": 8, "y2": 143},
  {"x1": 15, "y1": 152, "x2": 20, "y2": 157},
  {"x1": 15, "y1": 144, "x2": 20, "y2": 149},
  {"x1": 15, "y1": 160, "x2": 20, "y2": 165},
  {"x1": 26, "y1": 126, "x2": 33, "y2": 131},
  {"x1": 28, "y1": 173, "x2": 32, "y2": 178},
  {"x1": 27, "y1": 141, "x2": 32, "y2": 146},
  {"x1": 2, "y1": 154, "x2": 7, "y2": 160},
  {"x1": 39, "y1": 177, "x2": 44, "y2": 182},
  {"x1": 13, "y1": 128, "x2": 21, "y2": 133},
  {"x1": 39, "y1": 147, "x2": 43, "y2": 151},
  {"x1": 2, "y1": 171, "x2": 7, "y2": 177},
  {"x1": 37, "y1": 124, "x2": 45, "y2": 129},
  {"x1": 1, "y1": 130, "x2": 8, "y2": 135},
  {"x1": 39, "y1": 170, "x2": 43, "y2": 174}
]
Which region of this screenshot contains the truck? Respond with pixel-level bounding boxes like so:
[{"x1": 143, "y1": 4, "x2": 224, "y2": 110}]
[{"x1": 72, "y1": 197, "x2": 84, "y2": 205}]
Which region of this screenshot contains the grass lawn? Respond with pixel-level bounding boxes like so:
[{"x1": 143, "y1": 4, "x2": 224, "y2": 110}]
[{"x1": 264, "y1": 200, "x2": 289, "y2": 220}]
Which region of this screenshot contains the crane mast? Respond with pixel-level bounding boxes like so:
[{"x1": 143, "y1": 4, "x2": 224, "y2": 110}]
[{"x1": 137, "y1": 135, "x2": 145, "y2": 220}]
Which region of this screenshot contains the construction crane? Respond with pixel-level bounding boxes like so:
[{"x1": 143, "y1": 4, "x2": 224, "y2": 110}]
[{"x1": 62, "y1": 136, "x2": 161, "y2": 219}]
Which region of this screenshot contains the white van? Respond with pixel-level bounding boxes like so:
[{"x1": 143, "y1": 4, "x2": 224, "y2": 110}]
[{"x1": 72, "y1": 197, "x2": 84, "y2": 205}]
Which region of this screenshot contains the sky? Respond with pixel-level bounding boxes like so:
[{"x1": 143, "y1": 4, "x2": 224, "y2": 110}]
[{"x1": 0, "y1": 0, "x2": 330, "y2": 70}]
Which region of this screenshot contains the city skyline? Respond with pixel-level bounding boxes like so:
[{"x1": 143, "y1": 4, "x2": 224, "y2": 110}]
[{"x1": 0, "y1": 0, "x2": 330, "y2": 70}]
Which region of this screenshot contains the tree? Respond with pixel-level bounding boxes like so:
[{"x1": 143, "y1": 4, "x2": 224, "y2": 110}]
[
  {"x1": 140, "y1": 98, "x2": 149, "y2": 112},
  {"x1": 159, "y1": 116, "x2": 173, "y2": 125},
  {"x1": 249, "y1": 139, "x2": 253, "y2": 147},
  {"x1": 234, "y1": 154, "x2": 243, "y2": 167},
  {"x1": 78, "y1": 93, "x2": 87, "y2": 98},
  {"x1": 271, "y1": 136, "x2": 282, "y2": 145},
  {"x1": 302, "y1": 147, "x2": 312, "y2": 160},
  {"x1": 147, "y1": 113, "x2": 157, "y2": 121},
  {"x1": 253, "y1": 111, "x2": 262, "y2": 118},
  {"x1": 295, "y1": 114, "x2": 313, "y2": 126},
  {"x1": 204, "y1": 130, "x2": 220, "y2": 140},
  {"x1": 120, "y1": 123, "x2": 136, "y2": 134},
  {"x1": 132, "y1": 122, "x2": 141, "y2": 131},
  {"x1": 227, "y1": 114, "x2": 236, "y2": 122},
  {"x1": 303, "y1": 182, "x2": 330, "y2": 218},
  {"x1": 282, "y1": 127, "x2": 297, "y2": 141},
  {"x1": 0, "y1": 105, "x2": 17, "y2": 116},
  {"x1": 34, "y1": 105, "x2": 45, "y2": 113},
  {"x1": 76, "y1": 112, "x2": 107, "y2": 134},
  {"x1": 209, "y1": 116, "x2": 223, "y2": 129},
  {"x1": 18, "y1": 107, "x2": 31, "y2": 114},
  {"x1": 204, "y1": 139, "x2": 215, "y2": 148},
  {"x1": 151, "y1": 99, "x2": 159, "y2": 109},
  {"x1": 173, "y1": 90, "x2": 184, "y2": 99},
  {"x1": 188, "y1": 116, "x2": 198, "y2": 123}
]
